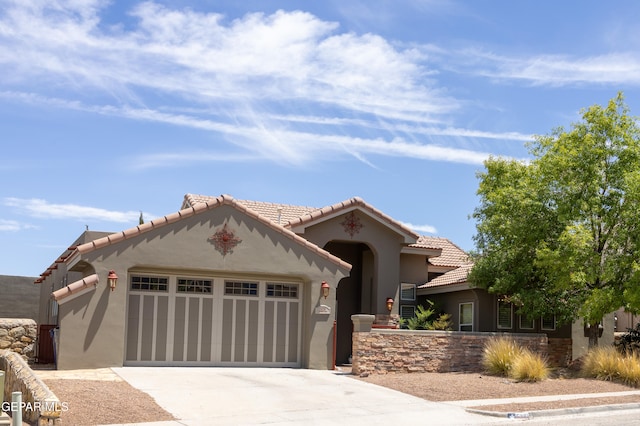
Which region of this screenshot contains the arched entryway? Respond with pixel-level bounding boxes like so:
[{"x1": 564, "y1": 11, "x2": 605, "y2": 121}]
[{"x1": 324, "y1": 241, "x2": 375, "y2": 365}]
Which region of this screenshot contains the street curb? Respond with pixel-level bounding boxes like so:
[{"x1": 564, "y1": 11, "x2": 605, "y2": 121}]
[{"x1": 466, "y1": 402, "x2": 640, "y2": 419}]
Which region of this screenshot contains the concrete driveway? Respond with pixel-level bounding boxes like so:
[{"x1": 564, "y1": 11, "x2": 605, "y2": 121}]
[{"x1": 111, "y1": 367, "x2": 501, "y2": 425}]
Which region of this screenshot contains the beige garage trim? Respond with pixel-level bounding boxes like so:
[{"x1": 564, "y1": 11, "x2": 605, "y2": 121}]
[{"x1": 125, "y1": 274, "x2": 302, "y2": 367}]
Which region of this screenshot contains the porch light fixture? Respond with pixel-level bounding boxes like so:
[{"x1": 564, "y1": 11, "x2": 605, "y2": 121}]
[
  {"x1": 321, "y1": 281, "x2": 330, "y2": 299},
  {"x1": 386, "y1": 297, "x2": 394, "y2": 312},
  {"x1": 107, "y1": 270, "x2": 119, "y2": 292}
]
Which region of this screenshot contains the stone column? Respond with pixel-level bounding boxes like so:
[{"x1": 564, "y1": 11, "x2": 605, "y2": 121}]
[{"x1": 351, "y1": 315, "x2": 375, "y2": 375}]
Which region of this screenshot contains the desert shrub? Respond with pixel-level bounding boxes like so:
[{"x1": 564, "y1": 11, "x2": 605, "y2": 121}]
[
  {"x1": 582, "y1": 346, "x2": 640, "y2": 387},
  {"x1": 582, "y1": 346, "x2": 623, "y2": 382},
  {"x1": 403, "y1": 301, "x2": 452, "y2": 331},
  {"x1": 427, "y1": 313, "x2": 453, "y2": 331},
  {"x1": 405, "y1": 304, "x2": 436, "y2": 330},
  {"x1": 617, "y1": 354, "x2": 640, "y2": 387},
  {"x1": 482, "y1": 337, "x2": 523, "y2": 376},
  {"x1": 509, "y1": 349, "x2": 549, "y2": 382},
  {"x1": 616, "y1": 323, "x2": 640, "y2": 356}
]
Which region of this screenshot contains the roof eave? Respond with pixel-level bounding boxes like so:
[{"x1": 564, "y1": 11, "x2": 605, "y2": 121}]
[{"x1": 417, "y1": 282, "x2": 471, "y2": 295}]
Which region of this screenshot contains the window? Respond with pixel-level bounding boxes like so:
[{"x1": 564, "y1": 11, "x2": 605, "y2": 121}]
[
  {"x1": 497, "y1": 301, "x2": 513, "y2": 329},
  {"x1": 459, "y1": 302, "x2": 473, "y2": 331},
  {"x1": 541, "y1": 315, "x2": 556, "y2": 331},
  {"x1": 130, "y1": 275, "x2": 168, "y2": 292},
  {"x1": 400, "y1": 305, "x2": 416, "y2": 321},
  {"x1": 266, "y1": 283, "x2": 298, "y2": 298},
  {"x1": 177, "y1": 278, "x2": 212, "y2": 293},
  {"x1": 224, "y1": 281, "x2": 258, "y2": 296},
  {"x1": 400, "y1": 283, "x2": 416, "y2": 301},
  {"x1": 519, "y1": 316, "x2": 535, "y2": 330}
]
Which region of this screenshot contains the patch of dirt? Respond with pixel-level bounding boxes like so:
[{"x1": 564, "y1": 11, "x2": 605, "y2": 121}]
[
  {"x1": 43, "y1": 379, "x2": 175, "y2": 426},
  {"x1": 355, "y1": 370, "x2": 640, "y2": 413}
]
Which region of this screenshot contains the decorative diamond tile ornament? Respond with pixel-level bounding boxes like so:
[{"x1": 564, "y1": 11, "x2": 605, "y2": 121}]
[
  {"x1": 208, "y1": 223, "x2": 242, "y2": 256},
  {"x1": 341, "y1": 211, "x2": 363, "y2": 238}
]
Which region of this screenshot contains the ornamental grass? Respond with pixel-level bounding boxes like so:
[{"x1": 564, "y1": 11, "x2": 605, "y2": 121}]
[
  {"x1": 482, "y1": 336, "x2": 549, "y2": 382},
  {"x1": 509, "y1": 348, "x2": 549, "y2": 382},
  {"x1": 582, "y1": 346, "x2": 640, "y2": 387}
]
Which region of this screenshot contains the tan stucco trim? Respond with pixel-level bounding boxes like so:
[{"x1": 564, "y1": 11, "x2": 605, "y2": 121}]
[{"x1": 51, "y1": 274, "x2": 99, "y2": 303}]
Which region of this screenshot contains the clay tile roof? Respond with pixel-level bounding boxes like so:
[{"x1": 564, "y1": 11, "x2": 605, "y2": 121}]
[
  {"x1": 183, "y1": 193, "x2": 319, "y2": 225},
  {"x1": 71, "y1": 195, "x2": 351, "y2": 272},
  {"x1": 287, "y1": 196, "x2": 420, "y2": 240},
  {"x1": 418, "y1": 264, "x2": 473, "y2": 289},
  {"x1": 51, "y1": 274, "x2": 99, "y2": 302},
  {"x1": 414, "y1": 236, "x2": 470, "y2": 267},
  {"x1": 184, "y1": 194, "x2": 419, "y2": 240}
]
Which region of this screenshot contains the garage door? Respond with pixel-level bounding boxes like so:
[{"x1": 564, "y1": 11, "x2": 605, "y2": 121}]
[{"x1": 125, "y1": 274, "x2": 302, "y2": 367}]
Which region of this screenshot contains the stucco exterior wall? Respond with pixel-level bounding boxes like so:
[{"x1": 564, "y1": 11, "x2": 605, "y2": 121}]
[
  {"x1": 399, "y1": 254, "x2": 429, "y2": 285},
  {"x1": 55, "y1": 206, "x2": 349, "y2": 370},
  {"x1": 423, "y1": 289, "x2": 479, "y2": 331},
  {"x1": 572, "y1": 312, "x2": 616, "y2": 360},
  {"x1": 0, "y1": 276, "x2": 40, "y2": 321},
  {"x1": 299, "y1": 211, "x2": 406, "y2": 315}
]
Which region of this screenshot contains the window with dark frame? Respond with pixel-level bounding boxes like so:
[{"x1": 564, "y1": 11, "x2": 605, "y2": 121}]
[
  {"x1": 400, "y1": 283, "x2": 416, "y2": 301},
  {"x1": 130, "y1": 275, "x2": 169, "y2": 292},
  {"x1": 177, "y1": 278, "x2": 213, "y2": 293},
  {"x1": 400, "y1": 305, "x2": 416, "y2": 321},
  {"x1": 224, "y1": 281, "x2": 258, "y2": 296},
  {"x1": 266, "y1": 283, "x2": 298, "y2": 298}
]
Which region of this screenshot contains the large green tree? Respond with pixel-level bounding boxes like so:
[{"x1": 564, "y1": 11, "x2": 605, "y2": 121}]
[{"x1": 470, "y1": 93, "x2": 640, "y2": 347}]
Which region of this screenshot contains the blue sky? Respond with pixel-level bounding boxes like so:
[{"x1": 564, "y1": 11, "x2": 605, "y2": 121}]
[{"x1": 2, "y1": 0, "x2": 640, "y2": 277}]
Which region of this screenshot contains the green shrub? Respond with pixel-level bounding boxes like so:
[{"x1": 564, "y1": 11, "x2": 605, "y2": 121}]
[
  {"x1": 482, "y1": 337, "x2": 523, "y2": 376},
  {"x1": 427, "y1": 313, "x2": 453, "y2": 331},
  {"x1": 402, "y1": 300, "x2": 452, "y2": 331},
  {"x1": 616, "y1": 323, "x2": 640, "y2": 356},
  {"x1": 405, "y1": 304, "x2": 436, "y2": 330},
  {"x1": 509, "y1": 348, "x2": 549, "y2": 382}
]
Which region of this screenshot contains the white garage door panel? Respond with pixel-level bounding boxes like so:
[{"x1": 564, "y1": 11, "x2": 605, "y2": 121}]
[{"x1": 125, "y1": 276, "x2": 301, "y2": 367}]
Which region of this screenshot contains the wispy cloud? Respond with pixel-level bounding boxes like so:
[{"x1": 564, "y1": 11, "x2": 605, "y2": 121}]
[
  {"x1": 400, "y1": 221, "x2": 438, "y2": 234},
  {"x1": 451, "y1": 49, "x2": 640, "y2": 86},
  {"x1": 0, "y1": 219, "x2": 36, "y2": 232},
  {"x1": 3, "y1": 198, "x2": 152, "y2": 224},
  {"x1": 0, "y1": 1, "x2": 531, "y2": 168}
]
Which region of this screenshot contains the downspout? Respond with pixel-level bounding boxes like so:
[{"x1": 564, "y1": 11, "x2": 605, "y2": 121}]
[{"x1": 332, "y1": 320, "x2": 337, "y2": 370}]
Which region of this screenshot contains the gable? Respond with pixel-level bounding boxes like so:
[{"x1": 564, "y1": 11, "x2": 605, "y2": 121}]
[
  {"x1": 66, "y1": 195, "x2": 351, "y2": 278},
  {"x1": 287, "y1": 197, "x2": 419, "y2": 244}
]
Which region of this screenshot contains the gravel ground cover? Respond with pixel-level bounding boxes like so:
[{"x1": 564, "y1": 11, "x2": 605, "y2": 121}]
[{"x1": 30, "y1": 369, "x2": 640, "y2": 424}]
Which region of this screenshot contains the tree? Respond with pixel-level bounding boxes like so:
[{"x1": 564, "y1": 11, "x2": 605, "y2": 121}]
[{"x1": 470, "y1": 93, "x2": 640, "y2": 347}]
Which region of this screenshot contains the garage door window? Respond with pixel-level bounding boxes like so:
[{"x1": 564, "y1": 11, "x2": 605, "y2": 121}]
[
  {"x1": 266, "y1": 283, "x2": 298, "y2": 298},
  {"x1": 225, "y1": 281, "x2": 258, "y2": 296},
  {"x1": 177, "y1": 279, "x2": 213, "y2": 293},
  {"x1": 130, "y1": 275, "x2": 168, "y2": 292}
]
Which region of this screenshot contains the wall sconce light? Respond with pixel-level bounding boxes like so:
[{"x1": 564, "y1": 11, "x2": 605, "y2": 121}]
[
  {"x1": 321, "y1": 281, "x2": 330, "y2": 299},
  {"x1": 107, "y1": 270, "x2": 119, "y2": 292},
  {"x1": 386, "y1": 297, "x2": 394, "y2": 312}
]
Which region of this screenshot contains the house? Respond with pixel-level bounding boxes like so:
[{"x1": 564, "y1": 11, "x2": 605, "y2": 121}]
[
  {"x1": 34, "y1": 193, "x2": 594, "y2": 370},
  {"x1": 36, "y1": 194, "x2": 448, "y2": 369},
  {"x1": 416, "y1": 238, "x2": 615, "y2": 364}
]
